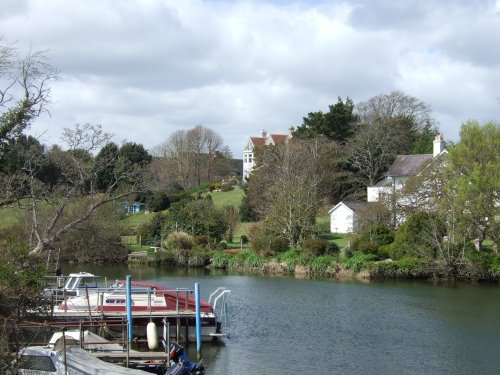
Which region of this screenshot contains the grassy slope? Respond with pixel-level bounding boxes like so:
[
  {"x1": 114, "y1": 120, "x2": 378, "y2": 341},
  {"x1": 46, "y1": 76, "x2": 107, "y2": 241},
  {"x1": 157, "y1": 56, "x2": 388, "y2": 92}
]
[
  {"x1": 0, "y1": 206, "x2": 23, "y2": 230},
  {"x1": 211, "y1": 188, "x2": 244, "y2": 209}
]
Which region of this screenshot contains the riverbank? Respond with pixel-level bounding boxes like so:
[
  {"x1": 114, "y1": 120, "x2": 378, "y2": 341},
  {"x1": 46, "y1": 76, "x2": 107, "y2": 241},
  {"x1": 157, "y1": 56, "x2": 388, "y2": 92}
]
[{"x1": 124, "y1": 248, "x2": 500, "y2": 283}]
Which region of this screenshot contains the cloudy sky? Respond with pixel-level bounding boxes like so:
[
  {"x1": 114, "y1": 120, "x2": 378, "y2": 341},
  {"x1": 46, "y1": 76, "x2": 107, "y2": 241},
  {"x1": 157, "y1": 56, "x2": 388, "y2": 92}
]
[{"x1": 2, "y1": 0, "x2": 500, "y2": 156}]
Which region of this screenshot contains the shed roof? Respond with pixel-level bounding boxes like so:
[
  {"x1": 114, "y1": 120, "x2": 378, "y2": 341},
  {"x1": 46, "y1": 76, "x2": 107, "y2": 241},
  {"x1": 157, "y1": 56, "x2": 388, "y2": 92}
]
[{"x1": 329, "y1": 200, "x2": 370, "y2": 214}]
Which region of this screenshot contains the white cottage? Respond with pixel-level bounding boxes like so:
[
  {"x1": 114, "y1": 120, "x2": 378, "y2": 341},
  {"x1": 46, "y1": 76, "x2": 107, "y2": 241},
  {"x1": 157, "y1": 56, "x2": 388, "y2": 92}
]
[
  {"x1": 330, "y1": 134, "x2": 447, "y2": 233},
  {"x1": 328, "y1": 201, "x2": 370, "y2": 233}
]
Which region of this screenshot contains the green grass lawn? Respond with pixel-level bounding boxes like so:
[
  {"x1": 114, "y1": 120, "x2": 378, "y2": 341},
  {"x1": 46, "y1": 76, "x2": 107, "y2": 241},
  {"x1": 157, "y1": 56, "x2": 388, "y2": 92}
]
[
  {"x1": 0, "y1": 205, "x2": 25, "y2": 230},
  {"x1": 120, "y1": 212, "x2": 152, "y2": 231},
  {"x1": 211, "y1": 188, "x2": 244, "y2": 209}
]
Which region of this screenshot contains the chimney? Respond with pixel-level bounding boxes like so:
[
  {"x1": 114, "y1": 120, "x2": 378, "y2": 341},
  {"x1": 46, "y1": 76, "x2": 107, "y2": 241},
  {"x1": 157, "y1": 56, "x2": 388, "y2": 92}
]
[
  {"x1": 260, "y1": 129, "x2": 267, "y2": 138},
  {"x1": 288, "y1": 126, "x2": 295, "y2": 136},
  {"x1": 433, "y1": 133, "x2": 445, "y2": 157}
]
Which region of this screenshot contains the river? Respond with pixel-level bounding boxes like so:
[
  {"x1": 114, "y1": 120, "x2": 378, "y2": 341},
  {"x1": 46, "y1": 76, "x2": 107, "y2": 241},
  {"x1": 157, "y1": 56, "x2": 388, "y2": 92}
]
[{"x1": 61, "y1": 263, "x2": 500, "y2": 375}]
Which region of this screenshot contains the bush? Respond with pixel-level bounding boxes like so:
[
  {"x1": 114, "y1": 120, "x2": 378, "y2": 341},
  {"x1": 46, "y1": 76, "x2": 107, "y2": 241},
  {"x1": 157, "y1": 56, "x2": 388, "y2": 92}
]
[
  {"x1": 341, "y1": 252, "x2": 377, "y2": 272},
  {"x1": 164, "y1": 231, "x2": 193, "y2": 251},
  {"x1": 302, "y1": 238, "x2": 328, "y2": 256},
  {"x1": 208, "y1": 182, "x2": 222, "y2": 191},
  {"x1": 211, "y1": 252, "x2": 231, "y2": 268},
  {"x1": 387, "y1": 211, "x2": 444, "y2": 260},
  {"x1": 193, "y1": 235, "x2": 211, "y2": 247},
  {"x1": 351, "y1": 222, "x2": 394, "y2": 256},
  {"x1": 146, "y1": 192, "x2": 170, "y2": 212},
  {"x1": 221, "y1": 184, "x2": 233, "y2": 192},
  {"x1": 188, "y1": 246, "x2": 212, "y2": 267},
  {"x1": 240, "y1": 235, "x2": 249, "y2": 244},
  {"x1": 325, "y1": 242, "x2": 340, "y2": 255},
  {"x1": 248, "y1": 223, "x2": 289, "y2": 255}
]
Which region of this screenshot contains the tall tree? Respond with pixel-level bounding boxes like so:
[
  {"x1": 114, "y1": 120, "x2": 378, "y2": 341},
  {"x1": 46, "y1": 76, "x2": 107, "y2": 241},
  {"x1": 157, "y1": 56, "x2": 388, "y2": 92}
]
[
  {"x1": 347, "y1": 91, "x2": 438, "y2": 187},
  {"x1": 293, "y1": 97, "x2": 357, "y2": 142},
  {"x1": 154, "y1": 125, "x2": 231, "y2": 189},
  {"x1": 0, "y1": 40, "x2": 56, "y2": 154},
  {"x1": 9, "y1": 123, "x2": 145, "y2": 255}
]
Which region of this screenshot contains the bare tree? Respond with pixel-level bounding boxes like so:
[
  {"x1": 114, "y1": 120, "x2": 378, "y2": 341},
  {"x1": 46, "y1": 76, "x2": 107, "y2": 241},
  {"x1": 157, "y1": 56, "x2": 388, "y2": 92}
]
[
  {"x1": 347, "y1": 91, "x2": 437, "y2": 187},
  {"x1": 153, "y1": 125, "x2": 231, "y2": 190},
  {"x1": 0, "y1": 39, "x2": 56, "y2": 154},
  {"x1": 19, "y1": 124, "x2": 143, "y2": 255}
]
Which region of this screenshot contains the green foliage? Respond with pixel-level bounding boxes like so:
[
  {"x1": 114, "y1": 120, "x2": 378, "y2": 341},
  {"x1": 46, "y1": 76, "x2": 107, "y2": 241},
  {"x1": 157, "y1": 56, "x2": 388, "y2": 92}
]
[
  {"x1": 341, "y1": 252, "x2": 377, "y2": 272},
  {"x1": 239, "y1": 190, "x2": 258, "y2": 222},
  {"x1": 137, "y1": 213, "x2": 166, "y2": 247},
  {"x1": 227, "y1": 251, "x2": 266, "y2": 270},
  {"x1": 94, "y1": 142, "x2": 119, "y2": 191},
  {"x1": 293, "y1": 97, "x2": 357, "y2": 142},
  {"x1": 325, "y1": 242, "x2": 340, "y2": 255},
  {"x1": 208, "y1": 182, "x2": 222, "y2": 191},
  {"x1": 188, "y1": 246, "x2": 213, "y2": 267},
  {"x1": 351, "y1": 222, "x2": 394, "y2": 256},
  {"x1": 310, "y1": 255, "x2": 338, "y2": 274},
  {"x1": 211, "y1": 252, "x2": 231, "y2": 269},
  {"x1": 302, "y1": 237, "x2": 328, "y2": 256},
  {"x1": 248, "y1": 222, "x2": 289, "y2": 255},
  {"x1": 163, "y1": 199, "x2": 228, "y2": 241},
  {"x1": 119, "y1": 142, "x2": 152, "y2": 165},
  {"x1": 146, "y1": 192, "x2": 170, "y2": 212},
  {"x1": 240, "y1": 235, "x2": 248, "y2": 244},
  {"x1": 387, "y1": 211, "x2": 444, "y2": 260},
  {"x1": 164, "y1": 231, "x2": 193, "y2": 251}
]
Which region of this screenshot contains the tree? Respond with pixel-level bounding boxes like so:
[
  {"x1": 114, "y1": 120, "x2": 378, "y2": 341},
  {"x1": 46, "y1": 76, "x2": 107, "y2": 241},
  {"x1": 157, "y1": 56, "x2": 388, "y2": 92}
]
[
  {"x1": 0, "y1": 40, "x2": 56, "y2": 154},
  {"x1": 154, "y1": 125, "x2": 231, "y2": 189},
  {"x1": 119, "y1": 141, "x2": 152, "y2": 165},
  {"x1": 222, "y1": 205, "x2": 240, "y2": 242},
  {"x1": 162, "y1": 198, "x2": 227, "y2": 241},
  {"x1": 293, "y1": 97, "x2": 357, "y2": 142},
  {"x1": 9, "y1": 123, "x2": 145, "y2": 255},
  {"x1": 246, "y1": 138, "x2": 335, "y2": 246},
  {"x1": 346, "y1": 91, "x2": 438, "y2": 187},
  {"x1": 395, "y1": 120, "x2": 500, "y2": 269},
  {"x1": 446, "y1": 120, "x2": 500, "y2": 251},
  {"x1": 94, "y1": 142, "x2": 119, "y2": 191}
]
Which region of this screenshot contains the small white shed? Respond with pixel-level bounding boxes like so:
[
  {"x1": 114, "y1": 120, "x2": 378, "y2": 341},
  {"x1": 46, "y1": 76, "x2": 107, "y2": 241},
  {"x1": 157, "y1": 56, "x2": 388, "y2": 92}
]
[{"x1": 328, "y1": 201, "x2": 368, "y2": 233}]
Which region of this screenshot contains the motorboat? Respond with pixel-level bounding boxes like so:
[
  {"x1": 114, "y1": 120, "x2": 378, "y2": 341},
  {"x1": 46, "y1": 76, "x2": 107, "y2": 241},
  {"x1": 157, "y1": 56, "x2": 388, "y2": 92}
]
[{"x1": 45, "y1": 274, "x2": 230, "y2": 342}]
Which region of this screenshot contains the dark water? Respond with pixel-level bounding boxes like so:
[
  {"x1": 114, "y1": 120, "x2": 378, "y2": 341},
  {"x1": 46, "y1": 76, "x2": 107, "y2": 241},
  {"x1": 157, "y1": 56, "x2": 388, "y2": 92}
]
[{"x1": 62, "y1": 263, "x2": 500, "y2": 375}]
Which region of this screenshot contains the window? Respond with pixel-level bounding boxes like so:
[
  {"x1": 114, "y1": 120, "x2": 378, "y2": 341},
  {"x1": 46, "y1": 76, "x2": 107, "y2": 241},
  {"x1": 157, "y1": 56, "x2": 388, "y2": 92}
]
[{"x1": 17, "y1": 355, "x2": 57, "y2": 372}]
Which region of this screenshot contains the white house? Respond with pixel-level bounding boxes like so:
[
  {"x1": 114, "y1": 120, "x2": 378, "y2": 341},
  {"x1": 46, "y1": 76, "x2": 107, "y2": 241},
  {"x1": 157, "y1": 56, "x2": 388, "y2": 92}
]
[
  {"x1": 368, "y1": 134, "x2": 446, "y2": 202},
  {"x1": 243, "y1": 128, "x2": 293, "y2": 179},
  {"x1": 330, "y1": 134, "x2": 447, "y2": 233},
  {"x1": 328, "y1": 201, "x2": 370, "y2": 233}
]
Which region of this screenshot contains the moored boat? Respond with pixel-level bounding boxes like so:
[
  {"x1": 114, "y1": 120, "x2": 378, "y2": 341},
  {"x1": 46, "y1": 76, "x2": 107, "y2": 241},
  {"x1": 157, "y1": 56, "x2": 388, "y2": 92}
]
[{"x1": 44, "y1": 274, "x2": 230, "y2": 342}]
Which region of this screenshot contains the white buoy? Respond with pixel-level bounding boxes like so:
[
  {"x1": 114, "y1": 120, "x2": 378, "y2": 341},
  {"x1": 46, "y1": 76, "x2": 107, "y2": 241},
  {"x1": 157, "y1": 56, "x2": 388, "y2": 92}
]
[{"x1": 147, "y1": 322, "x2": 158, "y2": 350}]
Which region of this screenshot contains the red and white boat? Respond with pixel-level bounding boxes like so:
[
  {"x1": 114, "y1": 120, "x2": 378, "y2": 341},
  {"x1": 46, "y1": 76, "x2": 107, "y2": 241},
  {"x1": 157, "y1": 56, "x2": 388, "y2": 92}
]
[{"x1": 46, "y1": 273, "x2": 230, "y2": 342}]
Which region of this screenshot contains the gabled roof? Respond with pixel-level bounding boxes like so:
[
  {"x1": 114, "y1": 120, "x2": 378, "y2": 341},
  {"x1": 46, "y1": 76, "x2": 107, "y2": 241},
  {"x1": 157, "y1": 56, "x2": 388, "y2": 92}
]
[
  {"x1": 374, "y1": 177, "x2": 393, "y2": 187},
  {"x1": 270, "y1": 134, "x2": 289, "y2": 144},
  {"x1": 386, "y1": 154, "x2": 433, "y2": 177},
  {"x1": 329, "y1": 200, "x2": 370, "y2": 214},
  {"x1": 249, "y1": 137, "x2": 266, "y2": 147}
]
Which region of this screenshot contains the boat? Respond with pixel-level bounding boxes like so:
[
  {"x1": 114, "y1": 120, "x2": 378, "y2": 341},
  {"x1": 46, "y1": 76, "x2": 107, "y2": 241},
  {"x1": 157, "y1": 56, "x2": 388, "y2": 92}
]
[
  {"x1": 14, "y1": 343, "x2": 150, "y2": 374},
  {"x1": 43, "y1": 273, "x2": 230, "y2": 343}
]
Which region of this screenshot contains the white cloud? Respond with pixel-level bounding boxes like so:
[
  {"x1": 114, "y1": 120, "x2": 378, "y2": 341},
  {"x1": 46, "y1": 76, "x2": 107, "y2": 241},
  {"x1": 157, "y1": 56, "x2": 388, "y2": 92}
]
[{"x1": 1, "y1": 0, "x2": 498, "y2": 155}]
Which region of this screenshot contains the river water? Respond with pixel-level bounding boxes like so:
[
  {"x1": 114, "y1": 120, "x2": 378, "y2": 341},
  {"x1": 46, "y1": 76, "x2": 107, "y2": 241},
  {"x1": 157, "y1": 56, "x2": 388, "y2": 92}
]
[{"x1": 62, "y1": 263, "x2": 500, "y2": 375}]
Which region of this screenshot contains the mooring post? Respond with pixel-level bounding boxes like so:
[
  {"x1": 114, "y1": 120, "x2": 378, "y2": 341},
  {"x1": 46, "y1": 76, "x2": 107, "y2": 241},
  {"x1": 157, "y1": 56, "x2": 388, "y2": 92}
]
[
  {"x1": 195, "y1": 282, "x2": 202, "y2": 360},
  {"x1": 126, "y1": 274, "x2": 132, "y2": 366}
]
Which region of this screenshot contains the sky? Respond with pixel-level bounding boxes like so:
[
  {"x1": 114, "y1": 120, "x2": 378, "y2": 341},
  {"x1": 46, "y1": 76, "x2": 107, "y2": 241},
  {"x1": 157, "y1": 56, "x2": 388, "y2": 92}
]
[{"x1": 2, "y1": 0, "x2": 500, "y2": 156}]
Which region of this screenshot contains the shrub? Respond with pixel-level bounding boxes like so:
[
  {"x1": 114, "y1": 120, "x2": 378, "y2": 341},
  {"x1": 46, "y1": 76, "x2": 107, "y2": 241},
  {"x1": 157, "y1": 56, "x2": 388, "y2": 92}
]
[
  {"x1": 302, "y1": 238, "x2": 328, "y2": 256},
  {"x1": 188, "y1": 246, "x2": 212, "y2": 267},
  {"x1": 208, "y1": 182, "x2": 222, "y2": 191},
  {"x1": 164, "y1": 231, "x2": 193, "y2": 251},
  {"x1": 386, "y1": 211, "x2": 444, "y2": 260},
  {"x1": 248, "y1": 222, "x2": 289, "y2": 256},
  {"x1": 310, "y1": 256, "x2": 338, "y2": 274},
  {"x1": 146, "y1": 192, "x2": 170, "y2": 212},
  {"x1": 193, "y1": 235, "x2": 211, "y2": 247},
  {"x1": 221, "y1": 184, "x2": 233, "y2": 192},
  {"x1": 341, "y1": 252, "x2": 377, "y2": 272},
  {"x1": 325, "y1": 242, "x2": 340, "y2": 255},
  {"x1": 240, "y1": 235, "x2": 248, "y2": 244},
  {"x1": 351, "y1": 222, "x2": 394, "y2": 256},
  {"x1": 211, "y1": 252, "x2": 231, "y2": 269}
]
